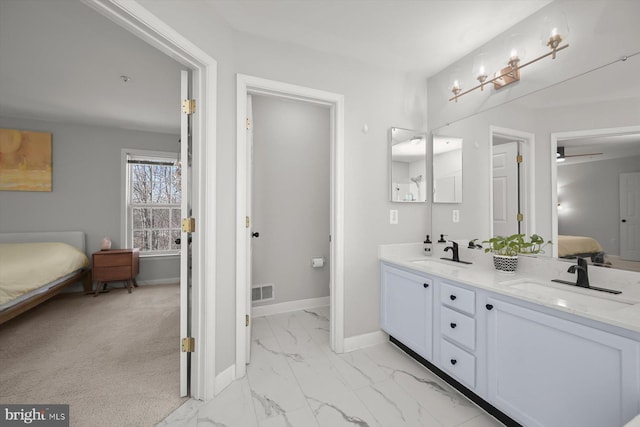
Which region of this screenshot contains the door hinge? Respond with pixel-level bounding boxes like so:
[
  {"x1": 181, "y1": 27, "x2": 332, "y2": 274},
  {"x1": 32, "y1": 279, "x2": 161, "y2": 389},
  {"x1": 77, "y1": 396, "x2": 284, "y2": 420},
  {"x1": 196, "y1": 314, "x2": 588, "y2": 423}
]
[
  {"x1": 245, "y1": 314, "x2": 250, "y2": 327},
  {"x1": 182, "y1": 217, "x2": 196, "y2": 233},
  {"x1": 516, "y1": 154, "x2": 523, "y2": 164},
  {"x1": 246, "y1": 117, "x2": 251, "y2": 130},
  {"x1": 517, "y1": 213, "x2": 524, "y2": 222},
  {"x1": 182, "y1": 337, "x2": 195, "y2": 352},
  {"x1": 182, "y1": 99, "x2": 196, "y2": 115},
  {"x1": 246, "y1": 216, "x2": 250, "y2": 228}
]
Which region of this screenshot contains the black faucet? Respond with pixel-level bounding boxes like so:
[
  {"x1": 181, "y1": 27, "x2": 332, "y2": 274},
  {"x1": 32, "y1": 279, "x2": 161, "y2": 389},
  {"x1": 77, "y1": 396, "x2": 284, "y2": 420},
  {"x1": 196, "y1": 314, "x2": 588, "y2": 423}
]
[
  {"x1": 552, "y1": 258, "x2": 621, "y2": 294},
  {"x1": 568, "y1": 258, "x2": 590, "y2": 288},
  {"x1": 444, "y1": 241, "x2": 460, "y2": 262},
  {"x1": 441, "y1": 241, "x2": 473, "y2": 264}
]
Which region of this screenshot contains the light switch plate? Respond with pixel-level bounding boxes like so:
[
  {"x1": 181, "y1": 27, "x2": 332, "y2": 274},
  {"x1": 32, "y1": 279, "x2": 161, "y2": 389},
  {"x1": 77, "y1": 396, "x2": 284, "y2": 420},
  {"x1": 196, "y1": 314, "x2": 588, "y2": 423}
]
[
  {"x1": 390, "y1": 209, "x2": 398, "y2": 224},
  {"x1": 452, "y1": 209, "x2": 460, "y2": 223}
]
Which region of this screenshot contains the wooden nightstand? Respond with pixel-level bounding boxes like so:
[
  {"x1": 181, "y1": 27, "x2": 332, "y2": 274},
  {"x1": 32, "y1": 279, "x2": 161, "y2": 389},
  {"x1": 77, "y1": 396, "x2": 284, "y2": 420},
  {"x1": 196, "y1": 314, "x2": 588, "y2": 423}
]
[{"x1": 92, "y1": 249, "x2": 140, "y2": 296}]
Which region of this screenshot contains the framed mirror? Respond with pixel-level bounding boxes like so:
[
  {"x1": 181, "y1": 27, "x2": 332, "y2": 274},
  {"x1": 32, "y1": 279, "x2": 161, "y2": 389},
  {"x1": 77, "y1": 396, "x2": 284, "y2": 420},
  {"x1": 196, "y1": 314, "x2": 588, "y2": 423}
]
[
  {"x1": 389, "y1": 127, "x2": 427, "y2": 203},
  {"x1": 433, "y1": 135, "x2": 463, "y2": 203}
]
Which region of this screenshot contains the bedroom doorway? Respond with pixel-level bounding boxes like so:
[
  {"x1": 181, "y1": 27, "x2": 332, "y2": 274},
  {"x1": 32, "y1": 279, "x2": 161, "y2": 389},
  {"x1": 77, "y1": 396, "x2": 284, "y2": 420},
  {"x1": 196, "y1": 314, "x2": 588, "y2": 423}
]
[{"x1": 85, "y1": 0, "x2": 218, "y2": 399}]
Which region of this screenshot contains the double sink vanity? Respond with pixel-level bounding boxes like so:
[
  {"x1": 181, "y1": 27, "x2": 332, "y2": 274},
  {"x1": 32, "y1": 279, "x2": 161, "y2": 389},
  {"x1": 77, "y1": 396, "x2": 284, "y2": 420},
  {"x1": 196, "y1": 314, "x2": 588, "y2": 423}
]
[{"x1": 379, "y1": 242, "x2": 640, "y2": 427}]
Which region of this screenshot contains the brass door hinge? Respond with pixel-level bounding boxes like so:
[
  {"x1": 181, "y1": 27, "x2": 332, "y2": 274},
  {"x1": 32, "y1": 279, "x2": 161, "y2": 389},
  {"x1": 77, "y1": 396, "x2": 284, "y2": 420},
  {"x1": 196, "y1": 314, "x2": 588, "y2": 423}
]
[
  {"x1": 246, "y1": 216, "x2": 250, "y2": 229},
  {"x1": 517, "y1": 213, "x2": 524, "y2": 222},
  {"x1": 182, "y1": 337, "x2": 195, "y2": 352},
  {"x1": 182, "y1": 99, "x2": 196, "y2": 115},
  {"x1": 246, "y1": 117, "x2": 251, "y2": 130},
  {"x1": 182, "y1": 218, "x2": 196, "y2": 233},
  {"x1": 516, "y1": 154, "x2": 523, "y2": 164},
  {"x1": 245, "y1": 314, "x2": 250, "y2": 327}
]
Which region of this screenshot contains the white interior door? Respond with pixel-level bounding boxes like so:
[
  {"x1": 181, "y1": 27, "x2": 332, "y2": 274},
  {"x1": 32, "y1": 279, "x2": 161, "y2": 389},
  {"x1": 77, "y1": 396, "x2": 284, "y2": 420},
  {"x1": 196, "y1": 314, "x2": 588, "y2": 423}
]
[
  {"x1": 245, "y1": 94, "x2": 254, "y2": 363},
  {"x1": 179, "y1": 69, "x2": 192, "y2": 396},
  {"x1": 493, "y1": 142, "x2": 519, "y2": 236},
  {"x1": 620, "y1": 172, "x2": 640, "y2": 261}
]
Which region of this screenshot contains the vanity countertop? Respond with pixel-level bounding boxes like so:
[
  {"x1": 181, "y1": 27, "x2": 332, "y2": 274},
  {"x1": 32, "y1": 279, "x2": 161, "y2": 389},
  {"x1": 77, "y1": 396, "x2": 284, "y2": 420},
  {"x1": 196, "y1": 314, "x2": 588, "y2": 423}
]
[{"x1": 380, "y1": 242, "x2": 640, "y2": 335}]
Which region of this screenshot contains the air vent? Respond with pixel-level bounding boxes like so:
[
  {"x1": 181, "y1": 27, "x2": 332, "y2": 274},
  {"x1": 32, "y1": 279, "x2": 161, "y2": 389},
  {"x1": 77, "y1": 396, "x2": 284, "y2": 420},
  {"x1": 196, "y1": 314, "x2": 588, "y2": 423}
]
[{"x1": 252, "y1": 283, "x2": 275, "y2": 303}]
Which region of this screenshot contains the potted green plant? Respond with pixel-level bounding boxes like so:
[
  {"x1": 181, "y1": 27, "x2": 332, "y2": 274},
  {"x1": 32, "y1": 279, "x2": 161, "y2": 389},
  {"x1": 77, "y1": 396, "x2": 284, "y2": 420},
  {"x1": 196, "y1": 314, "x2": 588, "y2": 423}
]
[{"x1": 482, "y1": 234, "x2": 551, "y2": 272}]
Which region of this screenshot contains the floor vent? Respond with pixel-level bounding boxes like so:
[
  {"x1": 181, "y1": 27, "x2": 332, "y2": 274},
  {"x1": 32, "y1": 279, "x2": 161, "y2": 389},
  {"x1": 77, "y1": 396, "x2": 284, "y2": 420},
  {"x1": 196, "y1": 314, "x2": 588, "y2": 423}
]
[{"x1": 252, "y1": 283, "x2": 275, "y2": 302}]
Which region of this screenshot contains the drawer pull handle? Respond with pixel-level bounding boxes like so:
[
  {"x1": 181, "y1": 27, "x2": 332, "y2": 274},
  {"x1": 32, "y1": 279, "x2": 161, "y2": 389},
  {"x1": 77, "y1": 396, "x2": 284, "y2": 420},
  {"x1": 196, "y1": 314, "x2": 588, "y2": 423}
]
[
  {"x1": 450, "y1": 322, "x2": 457, "y2": 329},
  {"x1": 450, "y1": 359, "x2": 457, "y2": 365},
  {"x1": 486, "y1": 304, "x2": 494, "y2": 311},
  {"x1": 423, "y1": 283, "x2": 429, "y2": 288},
  {"x1": 450, "y1": 294, "x2": 457, "y2": 301}
]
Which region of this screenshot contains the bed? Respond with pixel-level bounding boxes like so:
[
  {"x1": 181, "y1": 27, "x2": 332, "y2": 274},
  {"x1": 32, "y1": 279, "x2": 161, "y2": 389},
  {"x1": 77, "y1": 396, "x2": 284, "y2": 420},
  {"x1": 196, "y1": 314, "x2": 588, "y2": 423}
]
[
  {"x1": 558, "y1": 234, "x2": 606, "y2": 264},
  {"x1": 0, "y1": 231, "x2": 91, "y2": 325}
]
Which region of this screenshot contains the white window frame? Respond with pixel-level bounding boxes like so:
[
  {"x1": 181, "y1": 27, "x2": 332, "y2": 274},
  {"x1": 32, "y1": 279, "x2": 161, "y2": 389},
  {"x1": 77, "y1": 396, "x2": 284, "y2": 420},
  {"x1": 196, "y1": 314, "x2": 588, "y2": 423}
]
[{"x1": 121, "y1": 148, "x2": 180, "y2": 258}]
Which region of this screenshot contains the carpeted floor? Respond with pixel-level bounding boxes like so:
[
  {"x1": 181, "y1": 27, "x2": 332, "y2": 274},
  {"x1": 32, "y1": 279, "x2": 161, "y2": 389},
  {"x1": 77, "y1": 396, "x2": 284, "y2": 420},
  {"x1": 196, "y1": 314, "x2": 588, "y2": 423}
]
[{"x1": 0, "y1": 283, "x2": 186, "y2": 426}]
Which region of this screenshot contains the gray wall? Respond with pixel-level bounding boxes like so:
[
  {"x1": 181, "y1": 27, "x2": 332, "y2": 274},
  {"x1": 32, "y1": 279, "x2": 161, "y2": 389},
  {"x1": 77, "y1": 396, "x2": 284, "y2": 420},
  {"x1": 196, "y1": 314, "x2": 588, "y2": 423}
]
[
  {"x1": 251, "y1": 96, "x2": 330, "y2": 305},
  {"x1": 0, "y1": 116, "x2": 180, "y2": 285},
  {"x1": 558, "y1": 155, "x2": 640, "y2": 255},
  {"x1": 137, "y1": 0, "x2": 430, "y2": 374}
]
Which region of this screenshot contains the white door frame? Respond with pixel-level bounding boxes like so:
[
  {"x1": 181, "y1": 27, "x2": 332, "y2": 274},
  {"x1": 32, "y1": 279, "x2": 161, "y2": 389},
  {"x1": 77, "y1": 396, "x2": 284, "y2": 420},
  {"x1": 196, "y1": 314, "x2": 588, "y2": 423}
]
[
  {"x1": 489, "y1": 126, "x2": 536, "y2": 237},
  {"x1": 83, "y1": 0, "x2": 217, "y2": 400},
  {"x1": 550, "y1": 125, "x2": 640, "y2": 258},
  {"x1": 235, "y1": 74, "x2": 345, "y2": 378}
]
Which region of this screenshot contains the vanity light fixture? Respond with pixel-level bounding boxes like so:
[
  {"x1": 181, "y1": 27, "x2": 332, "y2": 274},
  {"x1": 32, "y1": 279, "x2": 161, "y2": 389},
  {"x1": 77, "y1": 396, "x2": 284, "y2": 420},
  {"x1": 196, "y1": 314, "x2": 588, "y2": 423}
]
[{"x1": 449, "y1": 29, "x2": 569, "y2": 102}]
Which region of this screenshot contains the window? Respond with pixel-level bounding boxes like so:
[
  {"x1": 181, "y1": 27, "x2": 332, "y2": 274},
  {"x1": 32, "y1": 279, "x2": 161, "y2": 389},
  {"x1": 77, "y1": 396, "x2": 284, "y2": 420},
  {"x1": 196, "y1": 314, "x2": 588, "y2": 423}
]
[{"x1": 124, "y1": 150, "x2": 181, "y2": 256}]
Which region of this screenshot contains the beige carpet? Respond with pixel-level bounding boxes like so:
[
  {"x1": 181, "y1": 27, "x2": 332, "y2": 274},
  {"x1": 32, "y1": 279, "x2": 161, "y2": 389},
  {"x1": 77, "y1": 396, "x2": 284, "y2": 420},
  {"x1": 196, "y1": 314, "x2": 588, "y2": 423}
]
[{"x1": 0, "y1": 283, "x2": 186, "y2": 426}]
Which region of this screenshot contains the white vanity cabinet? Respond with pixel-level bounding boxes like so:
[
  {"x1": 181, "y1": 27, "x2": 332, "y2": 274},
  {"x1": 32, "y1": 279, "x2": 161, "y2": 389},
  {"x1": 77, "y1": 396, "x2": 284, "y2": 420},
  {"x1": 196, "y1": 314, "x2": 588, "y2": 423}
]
[
  {"x1": 436, "y1": 281, "x2": 478, "y2": 390},
  {"x1": 485, "y1": 297, "x2": 640, "y2": 427},
  {"x1": 380, "y1": 263, "x2": 434, "y2": 360}
]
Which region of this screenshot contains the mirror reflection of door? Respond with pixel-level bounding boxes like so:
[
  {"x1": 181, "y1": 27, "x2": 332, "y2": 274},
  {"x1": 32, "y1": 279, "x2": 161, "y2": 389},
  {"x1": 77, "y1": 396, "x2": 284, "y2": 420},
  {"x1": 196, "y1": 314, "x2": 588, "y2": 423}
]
[{"x1": 492, "y1": 138, "x2": 523, "y2": 236}]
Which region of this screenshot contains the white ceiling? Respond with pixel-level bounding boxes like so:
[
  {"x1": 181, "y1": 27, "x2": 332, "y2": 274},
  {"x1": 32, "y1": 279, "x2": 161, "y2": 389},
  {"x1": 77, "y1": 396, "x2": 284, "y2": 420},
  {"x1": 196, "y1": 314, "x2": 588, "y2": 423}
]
[{"x1": 0, "y1": 0, "x2": 553, "y2": 134}]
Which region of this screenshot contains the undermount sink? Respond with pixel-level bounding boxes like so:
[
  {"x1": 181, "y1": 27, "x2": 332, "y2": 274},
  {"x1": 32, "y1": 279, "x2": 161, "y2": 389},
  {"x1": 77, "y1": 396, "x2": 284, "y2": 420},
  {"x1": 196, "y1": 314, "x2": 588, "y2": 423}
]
[
  {"x1": 410, "y1": 258, "x2": 471, "y2": 268},
  {"x1": 500, "y1": 279, "x2": 637, "y2": 311}
]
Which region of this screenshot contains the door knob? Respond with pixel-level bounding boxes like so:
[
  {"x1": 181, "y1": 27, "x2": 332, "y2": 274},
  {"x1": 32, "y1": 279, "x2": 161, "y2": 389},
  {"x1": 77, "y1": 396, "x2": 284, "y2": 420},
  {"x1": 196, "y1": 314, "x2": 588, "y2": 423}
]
[{"x1": 252, "y1": 232, "x2": 260, "y2": 238}]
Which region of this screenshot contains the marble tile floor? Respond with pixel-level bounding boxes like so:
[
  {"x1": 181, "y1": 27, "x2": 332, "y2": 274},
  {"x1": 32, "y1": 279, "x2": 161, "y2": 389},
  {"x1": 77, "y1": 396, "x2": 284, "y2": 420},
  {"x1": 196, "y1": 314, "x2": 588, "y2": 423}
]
[{"x1": 158, "y1": 306, "x2": 504, "y2": 427}]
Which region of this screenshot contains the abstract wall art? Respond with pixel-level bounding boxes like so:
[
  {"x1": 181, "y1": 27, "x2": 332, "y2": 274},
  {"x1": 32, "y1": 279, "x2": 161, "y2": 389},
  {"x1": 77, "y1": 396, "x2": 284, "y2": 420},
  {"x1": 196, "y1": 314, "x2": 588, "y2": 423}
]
[{"x1": 0, "y1": 128, "x2": 52, "y2": 192}]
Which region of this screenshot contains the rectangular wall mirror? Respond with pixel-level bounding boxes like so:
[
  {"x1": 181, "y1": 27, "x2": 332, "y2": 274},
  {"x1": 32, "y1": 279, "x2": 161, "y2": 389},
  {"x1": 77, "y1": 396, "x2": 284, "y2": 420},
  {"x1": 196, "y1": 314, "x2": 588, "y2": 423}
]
[
  {"x1": 433, "y1": 135, "x2": 463, "y2": 203},
  {"x1": 389, "y1": 127, "x2": 427, "y2": 203}
]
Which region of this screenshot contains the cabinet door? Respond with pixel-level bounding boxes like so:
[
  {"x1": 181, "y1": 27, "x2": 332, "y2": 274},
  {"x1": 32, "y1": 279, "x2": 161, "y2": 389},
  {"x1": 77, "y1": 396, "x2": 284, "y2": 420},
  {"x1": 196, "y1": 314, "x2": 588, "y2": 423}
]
[
  {"x1": 380, "y1": 264, "x2": 433, "y2": 360},
  {"x1": 486, "y1": 298, "x2": 639, "y2": 427}
]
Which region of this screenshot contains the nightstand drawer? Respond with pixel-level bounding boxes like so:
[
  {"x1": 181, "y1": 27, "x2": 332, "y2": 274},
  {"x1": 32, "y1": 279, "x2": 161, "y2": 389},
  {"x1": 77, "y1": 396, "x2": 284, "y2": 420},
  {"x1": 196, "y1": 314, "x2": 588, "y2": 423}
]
[
  {"x1": 93, "y1": 253, "x2": 132, "y2": 268},
  {"x1": 93, "y1": 266, "x2": 132, "y2": 281}
]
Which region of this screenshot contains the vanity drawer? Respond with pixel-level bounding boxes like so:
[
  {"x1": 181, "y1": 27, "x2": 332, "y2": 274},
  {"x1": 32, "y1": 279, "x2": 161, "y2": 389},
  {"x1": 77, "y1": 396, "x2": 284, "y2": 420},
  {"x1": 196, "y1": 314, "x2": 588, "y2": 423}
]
[
  {"x1": 440, "y1": 338, "x2": 475, "y2": 389},
  {"x1": 440, "y1": 306, "x2": 475, "y2": 350},
  {"x1": 440, "y1": 282, "x2": 475, "y2": 315}
]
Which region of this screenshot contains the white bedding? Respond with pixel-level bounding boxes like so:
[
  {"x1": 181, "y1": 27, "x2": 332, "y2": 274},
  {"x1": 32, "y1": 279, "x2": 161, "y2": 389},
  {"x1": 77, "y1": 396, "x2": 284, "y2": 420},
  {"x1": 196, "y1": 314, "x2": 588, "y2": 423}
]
[{"x1": 0, "y1": 242, "x2": 89, "y2": 306}]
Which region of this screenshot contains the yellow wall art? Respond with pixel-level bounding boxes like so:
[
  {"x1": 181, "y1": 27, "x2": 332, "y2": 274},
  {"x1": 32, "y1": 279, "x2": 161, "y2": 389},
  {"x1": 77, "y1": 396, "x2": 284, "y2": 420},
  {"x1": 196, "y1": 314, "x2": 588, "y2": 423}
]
[{"x1": 0, "y1": 128, "x2": 52, "y2": 192}]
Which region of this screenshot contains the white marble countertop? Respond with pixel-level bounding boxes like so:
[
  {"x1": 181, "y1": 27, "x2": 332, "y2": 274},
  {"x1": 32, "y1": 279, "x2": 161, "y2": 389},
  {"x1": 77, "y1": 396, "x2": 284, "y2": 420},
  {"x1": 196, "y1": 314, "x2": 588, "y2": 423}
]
[{"x1": 379, "y1": 242, "x2": 640, "y2": 335}]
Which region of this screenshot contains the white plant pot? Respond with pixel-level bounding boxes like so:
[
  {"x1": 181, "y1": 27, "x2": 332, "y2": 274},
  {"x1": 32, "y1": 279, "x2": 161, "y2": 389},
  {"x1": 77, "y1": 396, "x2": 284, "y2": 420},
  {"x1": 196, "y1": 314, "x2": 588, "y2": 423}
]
[{"x1": 493, "y1": 254, "x2": 518, "y2": 273}]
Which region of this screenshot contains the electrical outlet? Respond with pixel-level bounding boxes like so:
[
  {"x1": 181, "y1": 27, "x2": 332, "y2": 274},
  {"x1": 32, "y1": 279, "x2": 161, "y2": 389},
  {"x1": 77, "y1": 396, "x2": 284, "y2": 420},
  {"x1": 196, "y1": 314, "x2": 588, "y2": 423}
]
[
  {"x1": 452, "y1": 209, "x2": 460, "y2": 223},
  {"x1": 390, "y1": 209, "x2": 398, "y2": 225}
]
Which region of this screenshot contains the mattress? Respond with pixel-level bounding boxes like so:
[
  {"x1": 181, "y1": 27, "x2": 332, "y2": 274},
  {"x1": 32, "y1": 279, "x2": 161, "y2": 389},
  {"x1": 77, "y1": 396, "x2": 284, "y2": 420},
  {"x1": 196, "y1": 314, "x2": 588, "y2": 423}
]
[
  {"x1": 557, "y1": 235, "x2": 603, "y2": 258},
  {"x1": 0, "y1": 242, "x2": 89, "y2": 306}
]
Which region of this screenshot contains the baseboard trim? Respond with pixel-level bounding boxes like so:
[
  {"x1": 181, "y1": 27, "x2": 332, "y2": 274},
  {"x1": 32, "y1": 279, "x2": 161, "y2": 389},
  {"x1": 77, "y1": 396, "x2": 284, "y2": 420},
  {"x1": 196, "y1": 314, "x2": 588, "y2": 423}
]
[
  {"x1": 214, "y1": 364, "x2": 236, "y2": 396},
  {"x1": 136, "y1": 278, "x2": 180, "y2": 286},
  {"x1": 252, "y1": 296, "x2": 330, "y2": 318},
  {"x1": 343, "y1": 330, "x2": 388, "y2": 353}
]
